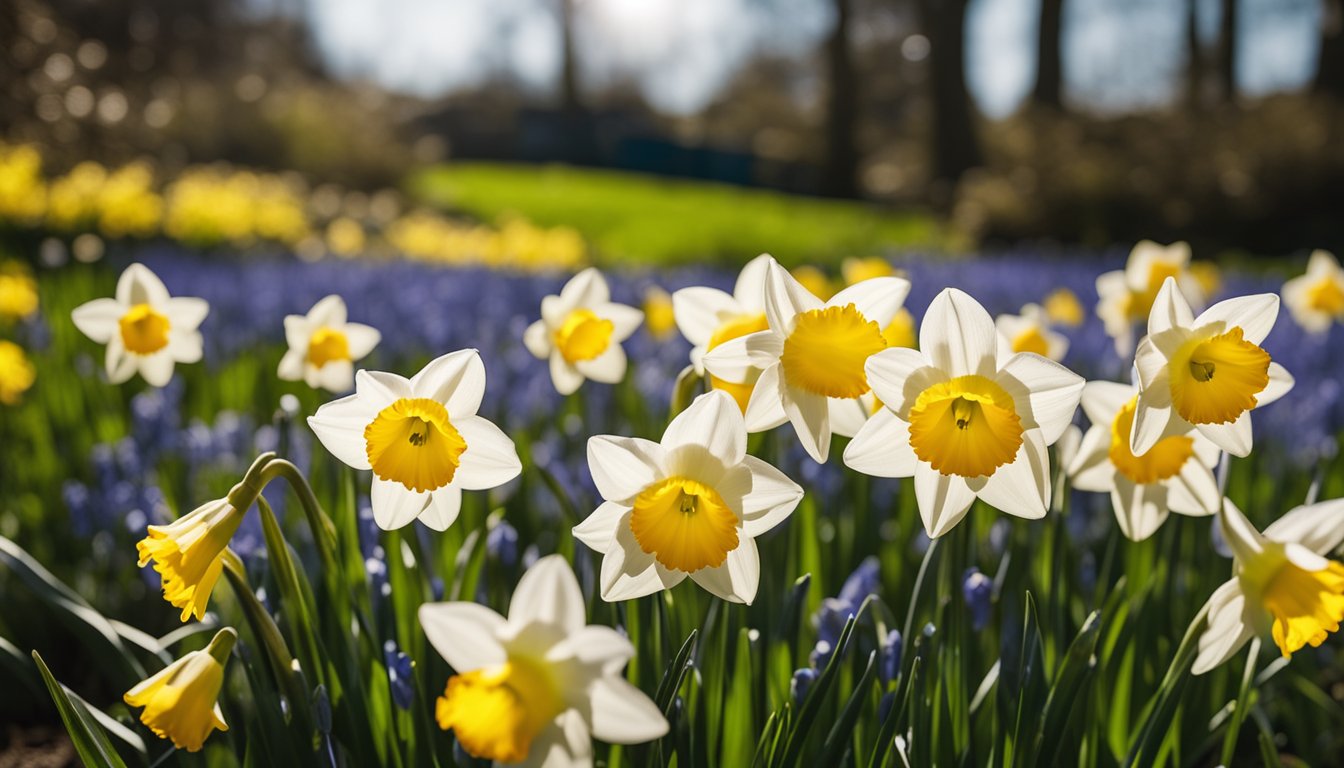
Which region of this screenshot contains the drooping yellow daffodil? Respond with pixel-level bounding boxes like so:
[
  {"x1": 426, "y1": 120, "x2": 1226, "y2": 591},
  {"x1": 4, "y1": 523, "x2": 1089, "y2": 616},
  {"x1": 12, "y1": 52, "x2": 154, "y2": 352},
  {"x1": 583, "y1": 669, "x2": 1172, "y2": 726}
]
[
  {"x1": 1130, "y1": 278, "x2": 1294, "y2": 458},
  {"x1": 1042, "y1": 287, "x2": 1084, "y2": 327},
  {"x1": 0, "y1": 340, "x2": 36, "y2": 405},
  {"x1": 524, "y1": 268, "x2": 643, "y2": 396},
  {"x1": 702, "y1": 257, "x2": 910, "y2": 463},
  {"x1": 575, "y1": 390, "x2": 803, "y2": 604},
  {"x1": 138, "y1": 498, "x2": 245, "y2": 622},
  {"x1": 1192, "y1": 498, "x2": 1344, "y2": 673},
  {"x1": 1096, "y1": 240, "x2": 1204, "y2": 356},
  {"x1": 1282, "y1": 249, "x2": 1344, "y2": 334},
  {"x1": 124, "y1": 627, "x2": 236, "y2": 752},
  {"x1": 277, "y1": 294, "x2": 381, "y2": 392},
  {"x1": 671, "y1": 253, "x2": 771, "y2": 412},
  {"x1": 419, "y1": 556, "x2": 668, "y2": 766},
  {"x1": 308, "y1": 350, "x2": 521, "y2": 531},
  {"x1": 995, "y1": 303, "x2": 1068, "y2": 362},
  {"x1": 843, "y1": 288, "x2": 1085, "y2": 537},
  {"x1": 71, "y1": 263, "x2": 208, "y2": 386},
  {"x1": 1068, "y1": 381, "x2": 1220, "y2": 541}
]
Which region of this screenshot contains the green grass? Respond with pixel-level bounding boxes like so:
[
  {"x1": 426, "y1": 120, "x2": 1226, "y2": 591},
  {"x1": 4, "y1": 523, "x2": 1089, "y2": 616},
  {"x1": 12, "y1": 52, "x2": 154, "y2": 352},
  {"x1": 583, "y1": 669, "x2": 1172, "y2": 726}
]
[{"x1": 410, "y1": 163, "x2": 942, "y2": 267}]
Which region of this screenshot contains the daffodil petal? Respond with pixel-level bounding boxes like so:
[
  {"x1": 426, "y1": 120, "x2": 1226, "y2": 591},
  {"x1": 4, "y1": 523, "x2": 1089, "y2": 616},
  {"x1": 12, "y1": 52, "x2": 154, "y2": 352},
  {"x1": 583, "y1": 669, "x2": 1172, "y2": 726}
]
[
  {"x1": 1259, "y1": 362, "x2": 1294, "y2": 406},
  {"x1": 995, "y1": 352, "x2": 1084, "y2": 444},
  {"x1": 688, "y1": 536, "x2": 758, "y2": 604},
  {"x1": 736, "y1": 456, "x2": 803, "y2": 537},
  {"x1": 733, "y1": 254, "x2": 773, "y2": 311},
  {"x1": 663, "y1": 390, "x2": 745, "y2": 467},
  {"x1": 509, "y1": 554, "x2": 586, "y2": 633},
  {"x1": 601, "y1": 516, "x2": 686, "y2": 601},
  {"x1": 118, "y1": 263, "x2": 170, "y2": 306},
  {"x1": 921, "y1": 288, "x2": 998, "y2": 378},
  {"x1": 454, "y1": 416, "x2": 522, "y2": 490},
  {"x1": 1195, "y1": 410, "x2": 1253, "y2": 457},
  {"x1": 1067, "y1": 426, "x2": 1116, "y2": 492},
  {"x1": 783, "y1": 386, "x2": 830, "y2": 463},
  {"x1": 1192, "y1": 579, "x2": 1253, "y2": 675},
  {"x1": 827, "y1": 276, "x2": 910, "y2": 328},
  {"x1": 1110, "y1": 475, "x2": 1167, "y2": 541},
  {"x1": 419, "y1": 485, "x2": 462, "y2": 531},
  {"x1": 71, "y1": 298, "x2": 124, "y2": 342},
  {"x1": 1147, "y1": 276, "x2": 1195, "y2": 335},
  {"x1": 549, "y1": 352, "x2": 584, "y2": 395},
  {"x1": 742, "y1": 363, "x2": 788, "y2": 432},
  {"x1": 164, "y1": 297, "x2": 209, "y2": 330},
  {"x1": 1194, "y1": 292, "x2": 1280, "y2": 345},
  {"x1": 763, "y1": 259, "x2": 824, "y2": 333},
  {"x1": 672, "y1": 287, "x2": 738, "y2": 345},
  {"x1": 594, "y1": 302, "x2": 643, "y2": 341},
  {"x1": 973, "y1": 429, "x2": 1049, "y2": 519},
  {"x1": 371, "y1": 477, "x2": 430, "y2": 530},
  {"x1": 344, "y1": 323, "x2": 381, "y2": 359},
  {"x1": 587, "y1": 435, "x2": 664, "y2": 503},
  {"x1": 573, "y1": 501, "x2": 629, "y2": 552},
  {"x1": 1263, "y1": 499, "x2": 1344, "y2": 556},
  {"x1": 915, "y1": 463, "x2": 976, "y2": 538},
  {"x1": 140, "y1": 350, "x2": 176, "y2": 387},
  {"x1": 524, "y1": 319, "x2": 551, "y2": 358},
  {"x1": 411, "y1": 349, "x2": 485, "y2": 416},
  {"x1": 418, "y1": 602, "x2": 508, "y2": 670},
  {"x1": 308, "y1": 393, "x2": 377, "y2": 470},
  {"x1": 584, "y1": 677, "x2": 671, "y2": 744},
  {"x1": 843, "y1": 408, "x2": 918, "y2": 478}
]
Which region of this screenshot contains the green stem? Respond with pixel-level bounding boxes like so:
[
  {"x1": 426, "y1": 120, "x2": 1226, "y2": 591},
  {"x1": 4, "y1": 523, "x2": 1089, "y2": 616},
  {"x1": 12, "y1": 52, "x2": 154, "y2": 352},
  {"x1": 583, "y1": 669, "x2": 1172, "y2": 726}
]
[
  {"x1": 258, "y1": 458, "x2": 340, "y2": 573},
  {"x1": 1220, "y1": 636, "x2": 1261, "y2": 766},
  {"x1": 1125, "y1": 600, "x2": 1208, "y2": 767},
  {"x1": 220, "y1": 549, "x2": 310, "y2": 731}
]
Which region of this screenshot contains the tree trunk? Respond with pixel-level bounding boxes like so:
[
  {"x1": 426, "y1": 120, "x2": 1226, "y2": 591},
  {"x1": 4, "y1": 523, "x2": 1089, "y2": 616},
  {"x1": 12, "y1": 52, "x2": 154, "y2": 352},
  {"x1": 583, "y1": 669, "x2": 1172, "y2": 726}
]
[
  {"x1": 1032, "y1": 0, "x2": 1064, "y2": 109},
  {"x1": 1317, "y1": 0, "x2": 1344, "y2": 99},
  {"x1": 1185, "y1": 0, "x2": 1204, "y2": 108},
  {"x1": 823, "y1": 0, "x2": 860, "y2": 198},
  {"x1": 559, "y1": 0, "x2": 581, "y2": 112},
  {"x1": 1216, "y1": 0, "x2": 1238, "y2": 103},
  {"x1": 919, "y1": 0, "x2": 981, "y2": 187}
]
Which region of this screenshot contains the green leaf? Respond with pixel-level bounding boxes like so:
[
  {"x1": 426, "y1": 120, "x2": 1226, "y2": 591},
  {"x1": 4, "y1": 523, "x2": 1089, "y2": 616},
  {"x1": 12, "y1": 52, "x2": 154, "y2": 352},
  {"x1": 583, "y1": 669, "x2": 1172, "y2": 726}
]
[
  {"x1": 1035, "y1": 609, "x2": 1102, "y2": 765},
  {"x1": 818, "y1": 650, "x2": 879, "y2": 766},
  {"x1": 31, "y1": 650, "x2": 131, "y2": 768}
]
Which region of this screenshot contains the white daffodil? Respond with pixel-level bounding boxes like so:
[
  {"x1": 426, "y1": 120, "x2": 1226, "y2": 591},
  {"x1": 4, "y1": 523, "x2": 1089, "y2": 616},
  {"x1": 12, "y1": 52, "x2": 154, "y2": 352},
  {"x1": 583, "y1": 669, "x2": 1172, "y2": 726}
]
[
  {"x1": 1191, "y1": 498, "x2": 1344, "y2": 674},
  {"x1": 575, "y1": 390, "x2": 803, "y2": 604},
  {"x1": 71, "y1": 263, "x2": 208, "y2": 386},
  {"x1": 419, "y1": 555, "x2": 668, "y2": 767},
  {"x1": 308, "y1": 350, "x2": 521, "y2": 531},
  {"x1": 1096, "y1": 240, "x2": 1204, "y2": 356},
  {"x1": 1130, "y1": 278, "x2": 1294, "y2": 458},
  {"x1": 1068, "y1": 380, "x2": 1220, "y2": 541},
  {"x1": 277, "y1": 295, "x2": 380, "y2": 392},
  {"x1": 524, "y1": 268, "x2": 643, "y2": 395},
  {"x1": 701, "y1": 257, "x2": 910, "y2": 463},
  {"x1": 995, "y1": 303, "x2": 1068, "y2": 362},
  {"x1": 671, "y1": 253, "x2": 772, "y2": 412},
  {"x1": 843, "y1": 288, "x2": 1084, "y2": 537},
  {"x1": 1282, "y1": 249, "x2": 1344, "y2": 334}
]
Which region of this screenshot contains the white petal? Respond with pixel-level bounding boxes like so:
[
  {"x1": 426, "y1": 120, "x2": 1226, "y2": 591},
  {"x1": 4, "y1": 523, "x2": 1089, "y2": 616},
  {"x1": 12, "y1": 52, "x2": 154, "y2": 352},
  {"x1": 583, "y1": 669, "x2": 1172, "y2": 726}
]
[
  {"x1": 826, "y1": 276, "x2": 911, "y2": 327},
  {"x1": 117, "y1": 263, "x2": 169, "y2": 306},
  {"x1": 284, "y1": 313, "x2": 311, "y2": 351},
  {"x1": 344, "y1": 323, "x2": 380, "y2": 360},
  {"x1": 733, "y1": 253, "x2": 773, "y2": 311},
  {"x1": 1166, "y1": 458, "x2": 1220, "y2": 516},
  {"x1": 662, "y1": 390, "x2": 745, "y2": 467},
  {"x1": 139, "y1": 351, "x2": 176, "y2": 387},
  {"x1": 586, "y1": 677, "x2": 669, "y2": 744},
  {"x1": 595, "y1": 302, "x2": 643, "y2": 341},
  {"x1": 974, "y1": 430, "x2": 1049, "y2": 519},
  {"x1": 356, "y1": 369, "x2": 412, "y2": 405},
  {"x1": 1066, "y1": 426, "x2": 1116, "y2": 492},
  {"x1": 316, "y1": 360, "x2": 355, "y2": 393},
  {"x1": 575, "y1": 343, "x2": 627, "y2": 384},
  {"x1": 411, "y1": 349, "x2": 485, "y2": 416},
  {"x1": 1263, "y1": 499, "x2": 1344, "y2": 555},
  {"x1": 550, "y1": 352, "x2": 585, "y2": 395},
  {"x1": 518, "y1": 713, "x2": 592, "y2": 768},
  {"x1": 164, "y1": 297, "x2": 208, "y2": 331},
  {"x1": 71, "y1": 298, "x2": 124, "y2": 343},
  {"x1": 688, "y1": 536, "x2": 759, "y2": 604},
  {"x1": 572, "y1": 501, "x2": 629, "y2": 553},
  {"x1": 1129, "y1": 381, "x2": 1178, "y2": 456},
  {"x1": 587, "y1": 436, "x2": 664, "y2": 503},
  {"x1": 995, "y1": 353, "x2": 1084, "y2": 444},
  {"x1": 864, "y1": 347, "x2": 934, "y2": 414},
  {"x1": 419, "y1": 485, "x2": 462, "y2": 531},
  {"x1": 1258, "y1": 362, "x2": 1294, "y2": 407},
  {"x1": 920, "y1": 288, "x2": 998, "y2": 378},
  {"x1": 371, "y1": 477, "x2": 430, "y2": 530},
  {"x1": 277, "y1": 349, "x2": 304, "y2": 381},
  {"x1": 742, "y1": 364, "x2": 789, "y2": 432},
  {"x1": 548, "y1": 625, "x2": 634, "y2": 677},
  {"x1": 509, "y1": 554, "x2": 586, "y2": 632},
  {"x1": 843, "y1": 408, "x2": 918, "y2": 478},
  {"x1": 418, "y1": 602, "x2": 508, "y2": 671},
  {"x1": 454, "y1": 416, "x2": 522, "y2": 490},
  {"x1": 736, "y1": 457, "x2": 804, "y2": 537},
  {"x1": 561, "y1": 267, "x2": 610, "y2": 310},
  {"x1": 828, "y1": 397, "x2": 868, "y2": 438},
  {"x1": 524, "y1": 319, "x2": 552, "y2": 358},
  {"x1": 1194, "y1": 292, "x2": 1280, "y2": 345},
  {"x1": 672, "y1": 287, "x2": 739, "y2": 346},
  {"x1": 1110, "y1": 476, "x2": 1168, "y2": 541},
  {"x1": 1196, "y1": 411, "x2": 1253, "y2": 457},
  {"x1": 168, "y1": 329, "x2": 203, "y2": 364},
  {"x1": 541, "y1": 294, "x2": 569, "y2": 328},
  {"x1": 1079, "y1": 380, "x2": 1133, "y2": 427},
  {"x1": 307, "y1": 294, "x2": 347, "y2": 327},
  {"x1": 601, "y1": 517, "x2": 686, "y2": 601},
  {"x1": 763, "y1": 259, "x2": 823, "y2": 333},
  {"x1": 1220, "y1": 498, "x2": 1267, "y2": 563},
  {"x1": 308, "y1": 393, "x2": 377, "y2": 470},
  {"x1": 701, "y1": 331, "x2": 780, "y2": 385},
  {"x1": 1192, "y1": 580, "x2": 1253, "y2": 675},
  {"x1": 1146, "y1": 277, "x2": 1195, "y2": 335},
  {"x1": 782, "y1": 386, "x2": 830, "y2": 463},
  {"x1": 105, "y1": 338, "x2": 136, "y2": 384},
  {"x1": 915, "y1": 463, "x2": 977, "y2": 538}
]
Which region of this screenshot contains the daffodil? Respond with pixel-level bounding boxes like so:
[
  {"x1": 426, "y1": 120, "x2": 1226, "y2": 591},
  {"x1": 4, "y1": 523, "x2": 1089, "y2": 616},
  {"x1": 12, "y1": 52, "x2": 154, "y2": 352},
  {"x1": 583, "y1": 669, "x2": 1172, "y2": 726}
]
[
  {"x1": 277, "y1": 294, "x2": 381, "y2": 392},
  {"x1": 841, "y1": 256, "x2": 895, "y2": 285},
  {"x1": 995, "y1": 303, "x2": 1068, "y2": 361},
  {"x1": 1130, "y1": 278, "x2": 1294, "y2": 458},
  {"x1": 671, "y1": 253, "x2": 771, "y2": 412},
  {"x1": 701, "y1": 257, "x2": 910, "y2": 463},
  {"x1": 124, "y1": 627, "x2": 235, "y2": 752},
  {"x1": 138, "y1": 498, "x2": 245, "y2": 621},
  {"x1": 308, "y1": 350, "x2": 521, "y2": 531},
  {"x1": 524, "y1": 268, "x2": 643, "y2": 395},
  {"x1": 419, "y1": 555, "x2": 668, "y2": 766},
  {"x1": 0, "y1": 265, "x2": 39, "y2": 322},
  {"x1": 0, "y1": 340, "x2": 35, "y2": 405},
  {"x1": 844, "y1": 288, "x2": 1084, "y2": 537},
  {"x1": 1192, "y1": 498, "x2": 1344, "y2": 673},
  {"x1": 1068, "y1": 380, "x2": 1220, "y2": 541},
  {"x1": 1043, "y1": 287, "x2": 1084, "y2": 327},
  {"x1": 1096, "y1": 240, "x2": 1204, "y2": 355},
  {"x1": 71, "y1": 263, "x2": 208, "y2": 386},
  {"x1": 1282, "y1": 249, "x2": 1344, "y2": 334},
  {"x1": 575, "y1": 390, "x2": 803, "y2": 604},
  {"x1": 642, "y1": 285, "x2": 677, "y2": 340}
]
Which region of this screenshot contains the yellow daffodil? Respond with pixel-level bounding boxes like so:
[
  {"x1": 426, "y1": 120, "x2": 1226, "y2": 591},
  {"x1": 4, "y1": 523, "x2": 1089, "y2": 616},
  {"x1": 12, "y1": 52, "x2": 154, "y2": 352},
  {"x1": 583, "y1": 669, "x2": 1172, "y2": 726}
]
[
  {"x1": 882, "y1": 307, "x2": 918, "y2": 350},
  {"x1": 995, "y1": 303, "x2": 1069, "y2": 362},
  {"x1": 524, "y1": 268, "x2": 643, "y2": 396},
  {"x1": 1282, "y1": 250, "x2": 1344, "y2": 334},
  {"x1": 1192, "y1": 498, "x2": 1344, "y2": 673},
  {"x1": 325, "y1": 216, "x2": 366, "y2": 257},
  {"x1": 419, "y1": 556, "x2": 668, "y2": 766},
  {"x1": 71, "y1": 263, "x2": 208, "y2": 386},
  {"x1": 1068, "y1": 381, "x2": 1220, "y2": 541},
  {"x1": 0, "y1": 340, "x2": 36, "y2": 405},
  {"x1": 1131, "y1": 278, "x2": 1294, "y2": 458},
  {"x1": 702, "y1": 257, "x2": 910, "y2": 463},
  {"x1": 308, "y1": 350, "x2": 521, "y2": 531},
  {"x1": 671, "y1": 254, "x2": 772, "y2": 412},
  {"x1": 1096, "y1": 240, "x2": 1204, "y2": 356},
  {"x1": 277, "y1": 295, "x2": 381, "y2": 392},
  {"x1": 1042, "y1": 287, "x2": 1084, "y2": 327},
  {"x1": 0, "y1": 266, "x2": 39, "y2": 322},
  {"x1": 790, "y1": 265, "x2": 836, "y2": 300},
  {"x1": 843, "y1": 288, "x2": 1084, "y2": 537},
  {"x1": 576, "y1": 391, "x2": 803, "y2": 603},
  {"x1": 124, "y1": 627, "x2": 235, "y2": 752},
  {"x1": 138, "y1": 498, "x2": 245, "y2": 621},
  {"x1": 841, "y1": 256, "x2": 895, "y2": 286},
  {"x1": 642, "y1": 285, "x2": 677, "y2": 340}
]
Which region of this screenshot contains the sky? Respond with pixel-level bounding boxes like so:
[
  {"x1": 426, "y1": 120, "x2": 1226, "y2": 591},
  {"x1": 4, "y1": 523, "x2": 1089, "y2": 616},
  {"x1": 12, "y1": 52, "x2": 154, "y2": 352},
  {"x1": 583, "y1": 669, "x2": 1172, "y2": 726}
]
[{"x1": 298, "y1": 0, "x2": 1324, "y2": 119}]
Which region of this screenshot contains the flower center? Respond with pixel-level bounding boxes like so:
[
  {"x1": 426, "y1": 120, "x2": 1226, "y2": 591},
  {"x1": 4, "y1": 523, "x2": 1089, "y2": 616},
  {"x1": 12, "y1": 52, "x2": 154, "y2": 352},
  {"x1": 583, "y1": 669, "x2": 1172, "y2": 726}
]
[
  {"x1": 1108, "y1": 396, "x2": 1194, "y2": 484},
  {"x1": 629, "y1": 476, "x2": 739, "y2": 572},
  {"x1": 908, "y1": 375, "x2": 1023, "y2": 478},
  {"x1": 307, "y1": 326, "x2": 350, "y2": 368},
  {"x1": 1010, "y1": 326, "x2": 1050, "y2": 357},
  {"x1": 436, "y1": 658, "x2": 561, "y2": 764},
  {"x1": 120, "y1": 303, "x2": 171, "y2": 355},
  {"x1": 1169, "y1": 327, "x2": 1270, "y2": 425},
  {"x1": 364, "y1": 398, "x2": 467, "y2": 493},
  {"x1": 1307, "y1": 276, "x2": 1344, "y2": 316},
  {"x1": 1262, "y1": 559, "x2": 1344, "y2": 658},
  {"x1": 553, "y1": 308, "x2": 613, "y2": 364},
  {"x1": 707, "y1": 312, "x2": 770, "y2": 412},
  {"x1": 779, "y1": 304, "x2": 887, "y2": 399}
]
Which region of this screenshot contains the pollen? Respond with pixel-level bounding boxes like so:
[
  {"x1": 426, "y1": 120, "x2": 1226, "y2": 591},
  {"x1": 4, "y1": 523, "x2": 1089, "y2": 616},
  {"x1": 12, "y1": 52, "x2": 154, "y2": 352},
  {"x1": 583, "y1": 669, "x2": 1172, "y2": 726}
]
[
  {"x1": 436, "y1": 659, "x2": 561, "y2": 764},
  {"x1": 629, "y1": 477, "x2": 740, "y2": 572},
  {"x1": 307, "y1": 326, "x2": 350, "y2": 368},
  {"x1": 364, "y1": 398, "x2": 467, "y2": 493},
  {"x1": 779, "y1": 304, "x2": 887, "y2": 399},
  {"x1": 908, "y1": 375, "x2": 1024, "y2": 478},
  {"x1": 1262, "y1": 559, "x2": 1344, "y2": 658},
  {"x1": 1307, "y1": 276, "x2": 1344, "y2": 317},
  {"x1": 554, "y1": 308, "x2": 614, "y2": 364},
  {"x1": 1169, "y1": 327, "x2": 1270, "y2": 425},
  {"x1": 120, "y1": 303, "x2": 171, "y2": 355},
  {"x1": 707, "y1": 312, "x2": 770, "y2": 411},
  {"x1": 1010, "y1": 326, "x2": 1050, "y2": 357},
  {"x1": 1108, "y1": 397, "x2": 1194, "y2": 484}
]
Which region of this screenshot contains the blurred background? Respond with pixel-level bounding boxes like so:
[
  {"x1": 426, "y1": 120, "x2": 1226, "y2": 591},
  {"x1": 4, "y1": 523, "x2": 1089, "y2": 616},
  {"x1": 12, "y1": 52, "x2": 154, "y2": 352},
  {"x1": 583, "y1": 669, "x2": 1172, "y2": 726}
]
[{"x1": 3, "y1": 0, "x2": 1342, "y2": 264}]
